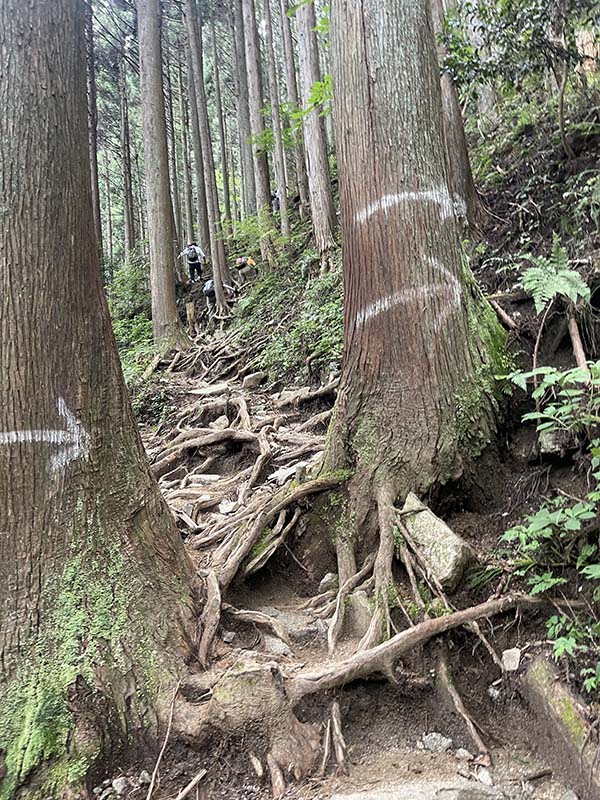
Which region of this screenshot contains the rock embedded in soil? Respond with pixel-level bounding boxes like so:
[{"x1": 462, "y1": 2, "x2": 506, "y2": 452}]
[
  {"x1": 139, "y1": 770, "x2": 152, "y2": 786},
  {"x1": 319, "y1": 572, "x2": 338, "y2": 593},
  {"x1": 501, "y1": 647, "x2": 521, "y2": 672},
  {"x1": 420, "y1": 732, "x2": 453, "y2": 753},
  {"x1": 242, "y1": 371, "x2": 267, "y2": 389},
  {"x1": 401, "y1": 493, "x2": 472, "y2": 591},
  {"x1": 112, "y1": 777, "x2": 129, "y2": 796}
]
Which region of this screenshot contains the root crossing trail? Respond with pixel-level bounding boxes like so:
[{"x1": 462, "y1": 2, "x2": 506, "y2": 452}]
[{"x1": 137, "y1": 333, "x2": 573, "y2": 800}]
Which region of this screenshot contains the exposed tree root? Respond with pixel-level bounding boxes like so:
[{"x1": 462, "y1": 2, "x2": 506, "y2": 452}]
[
  {"x1": 198, "y1": 570, "x2": 221, "y2": 668},
  {"x1": 328, "y1": 553, "x2": 376, "y2": 653}
]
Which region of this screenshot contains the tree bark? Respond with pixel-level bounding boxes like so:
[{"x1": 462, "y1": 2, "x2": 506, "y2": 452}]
[
  {"x1": 211, "y1": 17, "x2": 232, "y2": 225},
  {"x1": 85, "y1": 0, "x2": 103, "y2": 263},
  {"x1": 327, "y1": 0, "x2": 500, "y2": 533},
  {"x1": 264, "y1": 0, "x2": 291, "y2": 236},
  {"x1": 279, "y1": 0, "x2": 310, "y2": 217},
  {"x1": 183, "y1": 0, "x2": 231, "y2": 310},
  {"x1": 178, "y1": 48, "x2": 195, "y2": 245},
  {"x1": 0, "y1": 0, "x2": 197, "y2": 794},
  {"x1": 164, "y1": 40, "x2": 184, "y2": 253},
  {"x1": 120, "y1": 57, "x2": 137, "y2": 261},
  {"x1": 429, "y1": 0, "x2": 479, "y2": 228},
  {"x1": 242, "y1": 0, "x2": 272, "y2": 217},
  {"x1": 138, "y1": 0, "x2": 188, "y2": 349},
  {"x1": 231, "y1": 0, "x2": 257, "y2": 218},
  {"x1": 186, "y1": 47, "x2": 211, "y2": 258},
  {"x1": 104, "y1": 149, "x2": 114, "y2": 278},
  {"x1": 297, "y1": 0, "x2": 337, "y2": 267}
]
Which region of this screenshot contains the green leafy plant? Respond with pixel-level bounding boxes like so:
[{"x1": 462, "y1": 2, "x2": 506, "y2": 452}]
[{"x1": 520, "y1": 234, "x2": 590, "y2": 314}]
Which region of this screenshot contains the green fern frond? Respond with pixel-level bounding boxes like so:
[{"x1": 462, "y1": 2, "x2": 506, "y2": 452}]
[{"x1": 521, "y1": 234, "x2": 590, "y2": 315}]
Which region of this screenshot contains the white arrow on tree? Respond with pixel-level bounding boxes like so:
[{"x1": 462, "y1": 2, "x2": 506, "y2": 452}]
[{"x1": 0, "y1": 397, "x2": 90, "y2": 473}]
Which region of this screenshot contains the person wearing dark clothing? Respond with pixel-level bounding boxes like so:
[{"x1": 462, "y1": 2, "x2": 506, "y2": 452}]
[{"x1": 179, "y1": 242, "x2": 206, "y2": 281}]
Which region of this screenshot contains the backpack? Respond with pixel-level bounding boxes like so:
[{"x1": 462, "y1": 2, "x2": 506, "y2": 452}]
[
  {"x1": 203, "y1": 279, "x2": 215, "y2": 297},
  {"x1": 187, "y1": 247, "x2": 199, "y2": 263}
]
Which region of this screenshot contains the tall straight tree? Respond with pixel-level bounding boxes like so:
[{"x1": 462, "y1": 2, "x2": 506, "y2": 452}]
[
  {"x1": 120, "y1": 57, "x2": 137, "y2": 261},
  {"x1": 0, "y1": 0, "x2": 197, "y2": 794},
  {"x1": 164, "y1": 40, "x2": 184, "y2": 252},
  {"x1": 326, "y1": 0, "x2": 501, "y2": 646},
  {"x1": 138, "y1": 0, "x2": 187, "y2": 348},
  {"x1": 85, "y1": 0, "x2": 103, "y2": 261},
  {"x1": 279, "y1": 0, "x2": 310, "y2": 217},
  {"x1": 183, "y1": 0, "x2": 231, "y2": 311},
  {"x1": 178, "y1": 49, "x2": 195, "y2": 244},
  {"x1": 430, "y1": 0, "x2": 479, "y2": 226},
  {"x1": 242, "y1": 0, "x2": 271, "y2": 217},
  {"x1": 264, "y1": 0, "x2": 290, "y2": 236},
  {"x1": 211, "y1": 17, "x2": 232, "y2": 224},
  {"x1": 297, "y1": 0, "x2": 336, "y2": 268},
  {"x1": 231, "y1": 0, "x2": 256, "y2": 217},
  {"x1": 187, "y1": 47, "x2": 211, "y2": 257}
]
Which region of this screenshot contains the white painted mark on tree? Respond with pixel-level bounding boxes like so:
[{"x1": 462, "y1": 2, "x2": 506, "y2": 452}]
[
  {"x1": 0, "y1": 397, "x2": 90, "y2": 473},
  {"x1": 355, "y1": 258, "x2": 462, "y2": 333},
  {"x1": 354, "y1": 187, "x2": 467, "y2": 225}
]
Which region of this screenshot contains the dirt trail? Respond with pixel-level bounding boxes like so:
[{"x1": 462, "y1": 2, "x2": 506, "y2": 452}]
[{"x1": 135, "y1": 334, "x2": 575, "y2": 800}]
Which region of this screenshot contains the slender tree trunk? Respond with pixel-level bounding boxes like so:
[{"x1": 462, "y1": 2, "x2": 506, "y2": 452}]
[
  {"x1": 242, "y1": 0, "x2": 272, "y2": 218},
  {"x1": 429, "y1": 0, "x2": 479, "y2": 227},
  {"x1": 104, "y1": 150, "x2": 114, "y2": 274},
  {"x1": 326, "y1": 0, "x2": 501, "y2": 642},
  {"x1": 211, "y1": 17, "x2": 232, "y2": 225},
  {"x1": 230, "y1": 140, "x2": 240, "y2": 228},
  {"x1": 164, "y1": 41, "x2": 183, "y2": 253},
  {"x1": 120, "y1": 58, "x2": 137, "y2": 261},
  {"x1": 178, "y1": 49, "x2": 195, "y2": 244},
  {"x1": 138, "y1": 0, "x2": 188, "y2": 349},
  {"x1": 264, "y1": 0, "x2": 290, "y2": 236},
  {"x1": 183, "y1": 0, "x2": 231, "y2": 311},
  {"x1": 85, "y1": 0, "x2": 103, "y2": 263},
  {"x1": 232, "y1": 0, "x2": 256, "y2": 217},
  {"x1": 186, "y1": 47, "x2": 211, "y2": 258},
  {"x1": 134, "y1": 146, "x2": 147, "y2": 249},
  {"x1": 297, "y1": 0, "x2": 336, "y2": 267},
  {"x1": 0, "y1": 1, "x2": 197, "y2": 794}
]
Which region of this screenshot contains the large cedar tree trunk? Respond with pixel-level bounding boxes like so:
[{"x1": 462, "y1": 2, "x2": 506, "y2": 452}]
[
  {"x1": 186, "y1": 47, "x2": 212, "y2": 258},
  {"x1": 297, "y1": 1, "x2": 337, "y2": 267},
  {"x1": 211, "y1": 18, "x2": 232, "y2": 225},
  {"x1": 85, "y1": 0, "x2": 103, "y2": 262},
  {"x1": 138, "y1": 0, "x2": 187, "y2": 349},
  {"x1": 326, "y1": 0, "x2": 502, "y2": 638},
  {"x1": 0, "y1": 1, "x2": 197, "y2": 795},
  {"x1": 120, "y1": 58, "x2": 137, "y2": 261},
  {"x1": 232, "y1": 0, "x2": 257, "y2": 218}
]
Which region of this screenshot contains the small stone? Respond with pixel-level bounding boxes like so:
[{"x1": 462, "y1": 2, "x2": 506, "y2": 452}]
[
  {"x1": 93, "y1": 788, "x2": 103, "y2": 796},
  {"x1": 112, "y1": 777, "x2": 129, "y2": 796},
  {"x1": 487, "y1": 684, "x2": 501, "y2": 701},
  {"x1": 502, "y1": 647, "x2": 522, "y2": 672},
  {"x1": 242, "y1": 372, "x2": 266, "y2": 390},
  {"x1": 455, "y1": 748, "x2": 474, "y2": 761},
  {"x1": 208, "y1": 415, "x2": 229, "y2": 431},
  {"x1": 222, "y1": 630, "x2": 236, "y2": 644},
  {"x1": 262, "y1": 634, "x2": 292, "y2": 657},
  {"x1": 138, "y1": 771, "x2": 152, "y2": 786},
  {"x1": 477, "y1": 767, "x2": 494, "y2": 787},
  {"x1": 421, "y1": 732, "x2": 453, "y2": 753},
  {"x1": 249, "y1": 753, "x2": 264, "y2": 779},
  {"x1": 318, "y1": 572, "x2": 338, "y2": 593},
  {"x1": 560, "y1": 792, "x2": 579, "y2": 800},
  {"x1": 218, "y1": 499, "x2": 237, "y2": 514}
]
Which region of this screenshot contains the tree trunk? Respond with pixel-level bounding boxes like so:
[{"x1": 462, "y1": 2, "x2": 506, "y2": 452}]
[
  {"x1": 85, "y1": 0, "x2": 103, "y2": 263},
  {"x1": 232, "y1": 0, "x2": 257, "y2": 217},
  {"x1": 164, "y1": 41, "x2": 184, "y2": 253},
  {"x1": 279, "y1": 0, "x2": 310, "y2": 217},
  {"x1": 104, "y1": 149, "x2": 114, "y2": 277},
  {"x1": 187, "y1": 57, "x2": 211, "y2": 260},
  {"x1": 242, "y1": 0, "x2": 272, "y2": 218},
  {"x1": 0, "y1": 1, "x2": 197, "y2": 795},
  {"x1": 429, "y1": 0, "x2": 479, "y2": 227},
  {"x1": 178, "y1": 49, "x2": 195, "y2": 245},
  {"x1": 138, "y1": 0, "x2": 188, "y2": 349},
  {"x1": 264, "y1": 0, "x2": 290, "y2": 236},
  {"x1": 230, "y1": 139, "x2": 240, "y2": 228},
  {"x1": 134, "y1": 146, "x2": 147, "y2": 249},
  {"x1": 120, "y1": 57, "x2": 137, "y2": 262},
  {"x1": 183, "y1": 0, "x2": 231, "y2": 311},
  {"x1": 327, "y1": 0, "x2": 501, "y2": 640},
  {"x1": 297, "y1": 0, "x2": 336, "y2": 268},
  {"x1": 211, "y1": 17, "x2": 232, "y2": 226}
]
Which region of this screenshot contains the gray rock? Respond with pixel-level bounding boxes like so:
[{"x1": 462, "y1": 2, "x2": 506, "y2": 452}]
[
  {"x1": 538, "y1": 428, "x2": 576, "y2": 458},
  {"x1": 208, "y1": 415, "x2": 229, "y2": 431},
  {"x1": 421, "y1": 732, "x2": 453, "y2": 753},
  {"x1": 560, "y1": 791, "x2": 579, "y2": 800},
  {"x1": 319, "y1": 572, "x2": 338, "y2": 593},
  {"x1": 112, "y1": 777, "x2": 129, "y2": 796},
  {"x1": 502, "y1": 647, "x2": 521, "y2": 672},
  {"x1": 401, "y1": 493, "x2": 472, "y2": 592},
  {"x1": 455, "y1": 748, "x2": 474, "y2": 761},
  {"x1": 222, "y1": 630, "x2": 236, "y2": 644},
  {"x1": 242, "y1": 372, "x2": 266, "y2": 389},
  {"x1": 258, "y1": 606, "x2": 327, "y2": 643},
  {"x1": 138, "y1": 771, "x2": 152, "y2": 786},
  {"x1": 93, "y1": 788, "x2": 103, "y2": 796},
  {"x1": 476, "y1": 768, "x2": 494, "y2": 787},
  {"x1": 262, "y1": 634, "x2": 292, "y2": 657}
]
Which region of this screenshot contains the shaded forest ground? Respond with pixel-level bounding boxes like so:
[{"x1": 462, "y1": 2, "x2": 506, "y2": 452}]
[{"x1": 104, "y1": 89, "x2": 600, "y2": 799}]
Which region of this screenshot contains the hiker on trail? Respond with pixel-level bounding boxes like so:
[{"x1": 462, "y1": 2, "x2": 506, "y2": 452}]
[
  {"x1": 271, "y1": 191, "x2": 280, "y2": 213},
  {"x1": 203, "y1": 277, "x2": 236, "y2": 318},
  {"x1": 178, "y1": 242, "x2": 206, "y2": 282},
  {"x1": 232, "y1": 256, "x2": 257, "y2": 286}
]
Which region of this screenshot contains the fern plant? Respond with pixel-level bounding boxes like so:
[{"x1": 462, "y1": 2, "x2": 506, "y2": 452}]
[{"x1": 521, "y1": 234, "x2": 590, "y2": 314}]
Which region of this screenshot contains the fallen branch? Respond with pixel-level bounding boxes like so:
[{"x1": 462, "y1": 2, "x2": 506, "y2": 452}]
[
  {"x1": 490, "y1": 299, "x2": 518, "y2": 331},
  {"x1": 222, "y1": 603, "x2": 291, "y2": 645},
  {"x1": 173, "y1": 769, "x2": 207, "y2": 800}
]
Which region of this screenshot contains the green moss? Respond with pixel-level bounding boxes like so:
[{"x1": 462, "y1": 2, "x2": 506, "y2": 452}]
[
  {"x1": 0, "y1": 536, "x2": 162, "y2": 799},
  {"x1": 250, "y1": 528, "x2": 273, "y2": 559},
  {"x1": 556, "y1": 696, "x2": 587, "y2": 742}
]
